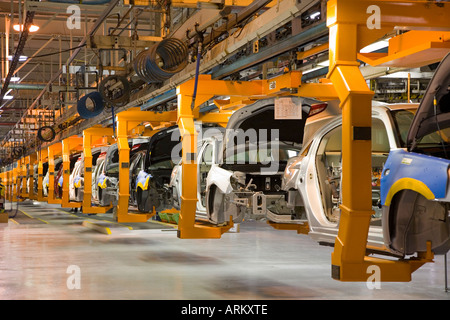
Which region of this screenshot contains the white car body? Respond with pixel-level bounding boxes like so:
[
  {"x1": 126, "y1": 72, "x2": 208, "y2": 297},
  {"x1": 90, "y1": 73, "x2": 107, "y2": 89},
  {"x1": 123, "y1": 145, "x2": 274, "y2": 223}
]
[
  {"x1": 281, "y1": 102, "x2": 419, "y2": 252},
  {"x1": 170, "y1": 129, "x2": 224, "y2": 222}
]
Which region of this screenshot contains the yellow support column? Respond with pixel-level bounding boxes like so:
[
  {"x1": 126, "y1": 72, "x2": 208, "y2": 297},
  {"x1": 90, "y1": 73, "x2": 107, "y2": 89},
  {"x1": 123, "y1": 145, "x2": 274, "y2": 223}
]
[
  {"x1": 21, "y1": 156, "x2": 30, "y2": 199},
  {"x1": 37, "y1": 148, "x2": 48, "y2": 202},
  {"x1": 27, "y1": 153, "x2": 37, "y2": 200},
  {"x1": 176, "y1": 78, "x2": 233, "y2": 239},
  {"x1": 82, "y1": 127, "x2": 114, "y2": 214},
  {"x1": 61, "y1": 136, "x2": 83, "y2": 208},
  {"x1": 12, "y1": 162, "x2": 19, "y2": 202},
  {"x1": 47, "y1": 143, "x2": 62, "y2": 205}
]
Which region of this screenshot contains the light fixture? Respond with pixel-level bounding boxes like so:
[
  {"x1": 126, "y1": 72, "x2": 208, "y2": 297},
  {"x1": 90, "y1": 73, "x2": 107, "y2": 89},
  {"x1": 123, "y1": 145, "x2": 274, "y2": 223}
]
[
  {"x1": 360, "y1": 40, "x2": 389, "y2": 53},
  {"x1": 3, "y1": 95, "x2": 14, "y2": 100},
  {"x1": 302, "y1": 59, "x2": 329, "y2": 75},
  {"x1": 7, "y1": 55, "x2": 28, "y2": 62},
  {"x1": 13, "y1": 24, "x2": 39, "y2": 33},
  {"x1": 302, "y1": 65, "x2": 326, "y2": 74},
  {"x1": 309, "y1": 11, "x2": 321, "y2": 19}
]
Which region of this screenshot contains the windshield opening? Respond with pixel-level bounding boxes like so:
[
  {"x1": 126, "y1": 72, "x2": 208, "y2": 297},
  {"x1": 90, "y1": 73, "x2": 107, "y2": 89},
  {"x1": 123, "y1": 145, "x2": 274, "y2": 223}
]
[{"x1": 389, "y1": 109, "x2": 416, "y2": 148}]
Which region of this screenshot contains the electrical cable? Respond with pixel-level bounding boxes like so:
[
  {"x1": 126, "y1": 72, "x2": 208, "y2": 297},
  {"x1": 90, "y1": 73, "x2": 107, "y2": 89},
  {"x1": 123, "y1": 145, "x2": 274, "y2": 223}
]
[
  {"x1": 434, "y1": 95, "x2": 448, "y2": 158},
  {"x1": 31, "y1": 44, "x2": 87, "y2": 59}
]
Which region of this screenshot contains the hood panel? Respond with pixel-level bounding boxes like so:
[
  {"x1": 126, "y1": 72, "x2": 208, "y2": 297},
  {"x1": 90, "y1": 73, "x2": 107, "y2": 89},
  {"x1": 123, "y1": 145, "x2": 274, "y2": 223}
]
[{"x1": 407, "y1": 52, "x2": 450, "y2": 149}]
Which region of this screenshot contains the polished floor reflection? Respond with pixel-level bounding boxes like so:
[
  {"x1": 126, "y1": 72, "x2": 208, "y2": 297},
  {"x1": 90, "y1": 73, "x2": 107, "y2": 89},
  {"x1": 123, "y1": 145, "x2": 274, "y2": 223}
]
[{"x1": 0, "y1": 201, "x2": 448, "y2": 300}]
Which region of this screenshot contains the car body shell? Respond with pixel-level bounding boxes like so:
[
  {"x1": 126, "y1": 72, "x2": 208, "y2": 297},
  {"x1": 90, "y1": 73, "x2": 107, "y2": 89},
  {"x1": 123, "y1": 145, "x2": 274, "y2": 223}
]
[
  {"x1": 280, "y1": 102, "x2": 420, "y2": 252},
  {"x1": 71, "y1": 147, "x2": 109, "y2": 202},
  {"x1": 97, "y1": 138, "x2": 151, "y2": 207}
]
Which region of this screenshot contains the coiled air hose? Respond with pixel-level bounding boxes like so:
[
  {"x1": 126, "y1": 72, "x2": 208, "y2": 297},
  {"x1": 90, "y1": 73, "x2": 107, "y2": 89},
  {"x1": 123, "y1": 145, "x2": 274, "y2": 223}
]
[{"x1": 133, "y1": 38, "x2": 188, "y2": 83}]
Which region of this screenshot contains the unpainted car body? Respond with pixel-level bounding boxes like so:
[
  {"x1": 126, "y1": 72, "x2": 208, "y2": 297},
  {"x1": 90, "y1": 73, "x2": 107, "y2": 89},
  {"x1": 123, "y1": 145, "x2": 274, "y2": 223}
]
[
  {"x1": 170, "y1": 126, "x2": 225, "y2": 222},
  {"x1": 55, "y1": 153, "x2": 81, "y2": 199},
  {"x1": 71, "y1": 147, "x2": 108, "y2": 202},
  {"x1": 133, "y1": 126, "x2": 181, "y2": 213},
  {"x1": 43, "y1": 158, "x2": 62, "y2": 197},
  {"x1": 281, "y1": 102, "x2": 417, "y2": 251},
  {"x1": 97, "y1": 138, "x2": 151, "y2": 207},
  {"x1": 187, "y1": 97, "x2": 324, "y2": 225}
]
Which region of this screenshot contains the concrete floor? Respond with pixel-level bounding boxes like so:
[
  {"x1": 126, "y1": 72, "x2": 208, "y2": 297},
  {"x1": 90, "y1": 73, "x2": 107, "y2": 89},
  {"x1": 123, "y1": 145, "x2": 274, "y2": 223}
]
[{"x1": 0, "y1": 200, "x2": 448, "y2": 300}]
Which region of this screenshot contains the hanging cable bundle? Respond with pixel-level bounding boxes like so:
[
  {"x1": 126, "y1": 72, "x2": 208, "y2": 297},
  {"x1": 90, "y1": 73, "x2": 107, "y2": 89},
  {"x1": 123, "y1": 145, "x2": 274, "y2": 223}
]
[{"x1": 133, "y1": 38, "x2": 188, "y2": 83}]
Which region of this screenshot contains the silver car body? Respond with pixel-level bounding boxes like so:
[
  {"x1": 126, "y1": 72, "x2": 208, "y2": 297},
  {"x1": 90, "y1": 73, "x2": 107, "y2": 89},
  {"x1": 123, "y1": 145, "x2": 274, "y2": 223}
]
[
  {"x1": 281, "y1": 102, "x2": 419, "y2": 251},
  {"x1": 170, "y1": 127, "x2": 225, "y2": 222}
]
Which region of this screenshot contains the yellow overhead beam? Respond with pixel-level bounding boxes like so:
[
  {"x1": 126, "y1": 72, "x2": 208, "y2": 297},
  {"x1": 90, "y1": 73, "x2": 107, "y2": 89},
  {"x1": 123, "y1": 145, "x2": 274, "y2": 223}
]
[{"x1": 358, "y1": 30, "x2": 450, "y2": 68}]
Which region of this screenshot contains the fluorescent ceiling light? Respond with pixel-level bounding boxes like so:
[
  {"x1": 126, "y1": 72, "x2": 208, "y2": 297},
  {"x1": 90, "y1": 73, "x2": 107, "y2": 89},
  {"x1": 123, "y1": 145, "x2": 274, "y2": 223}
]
[
  {"x1": 309, "y1": 11, "x2": 320, "y2": 19},
  {"x1": 9, "y1": 77, "x2": 20, "y2": 82},
  {"x1": 13, "y1": 24, "x2": 39, "y2": 33},
  {"x1": 303, "y1": 65, "x2": 327, "y2": 74},
  {"x1": 360, "y1": 40, "x2": 389, "y2": 53},
  {"x1": 7, "y1": 55, "x2": 28, "y2": 62},
  {"x1": 317, "y1": 60, "x2": 329, "y2": 67},
  {"x1": 3, "y1": 95, "x2": 14, "y2": 100}
]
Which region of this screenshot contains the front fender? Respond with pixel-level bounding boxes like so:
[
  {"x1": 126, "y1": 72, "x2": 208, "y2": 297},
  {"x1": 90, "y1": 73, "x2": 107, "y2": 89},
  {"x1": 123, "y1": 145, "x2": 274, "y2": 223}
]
[
  {"x1": 206, "y1": 165, "x2": 233, "y2": 194},
  {"x1": 381, "y1": 149, "x2": 450, "y2": 206}
]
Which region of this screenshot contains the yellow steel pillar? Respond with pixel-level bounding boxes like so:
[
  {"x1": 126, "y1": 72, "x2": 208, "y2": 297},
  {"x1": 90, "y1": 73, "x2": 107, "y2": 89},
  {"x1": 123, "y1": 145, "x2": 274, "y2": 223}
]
[
  {"x1": 47, "y1": 143, "x2": 62, "y2": 204},
  {"x1": 7, "y1": 169, "x2": 12, "y2": 202},
  {"x1": 327, "y1": 20, "x2": 377, "y2": 281},
  {"x1": 61, "y1": 136, "x2": 83, "y2": 208},
  {"x1": 27, "y1": 153, "x2": 37, "y2": 200},
  {"x1": 20, "y1": 156, "x2": 30, "y2": 199},
  {"x1": 37, "y1": 148, "x2": 48, "y2": 202},
  {"x1": 82, "y1": 126, "x2": 113, "y2": 214},
  {"x1": 16, "y1": 158, "x2": 24, "y2": 200},
  {"x1": 176, "y1": 76, "x2": 233, "y2": 238},
  {"x1": 12, "y1": 162, "x2": 19, "y2": 202}
]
